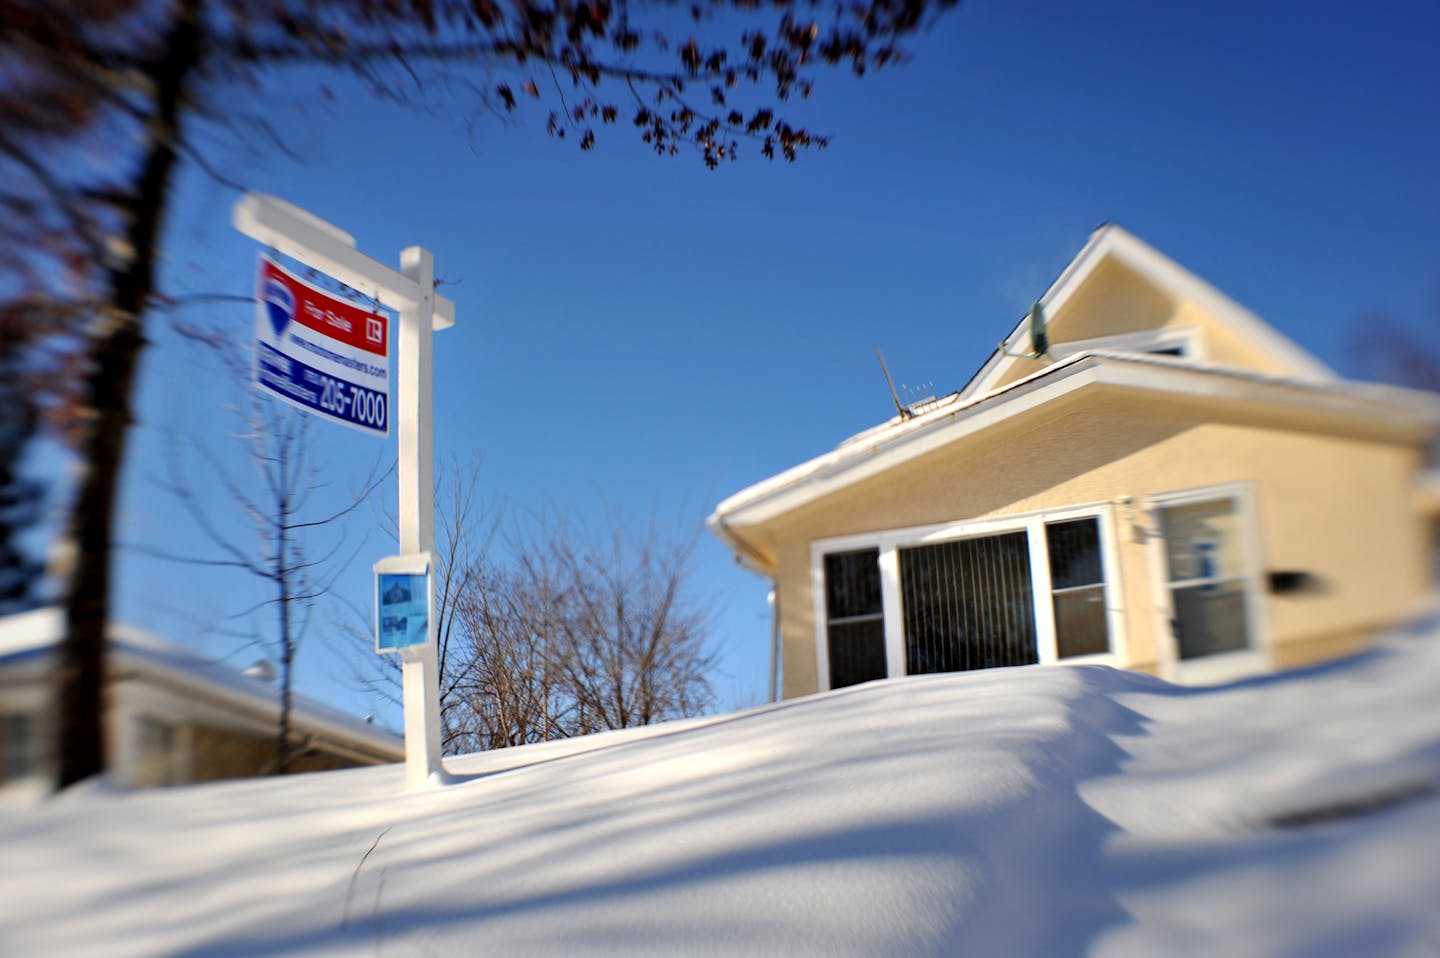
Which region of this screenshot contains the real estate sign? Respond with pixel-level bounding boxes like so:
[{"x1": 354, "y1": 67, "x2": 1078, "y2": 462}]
[
  {"x1": 253, "y1": 254, "x2": 390, "y2": 435},
  {"x1": 374, "y1": 553, "x2": 435, "y2": 653}
]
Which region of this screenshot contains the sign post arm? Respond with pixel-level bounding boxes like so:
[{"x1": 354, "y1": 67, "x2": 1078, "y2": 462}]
[
  {"x1": 234, "y1": 193, "x2": 455, "y2": 328},
  {"x1": 398, "y1": 245, "x2": 444, "y2": 786}
]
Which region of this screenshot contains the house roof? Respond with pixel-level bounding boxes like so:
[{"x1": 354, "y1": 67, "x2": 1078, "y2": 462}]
[
  {"x1": 708, "y1": 350, "x2": 1440, "y2": 566},
  {"x1": 960, "y1": 224, "x2": 1337, "y2": 399},
  {"x1": 0, "y1": 608, "x2": 403, "y2": 761}
]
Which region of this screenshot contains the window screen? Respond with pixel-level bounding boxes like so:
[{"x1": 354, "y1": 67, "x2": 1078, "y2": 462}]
[
  {"x1": 1158, "y1": 497, "x2": 1252, "y2": 660},
  {"x1": 823, "y1": 549, "x2": 887, "y2": 689},
  {"x1": 1046, "y1": 517, "x2": 1110, "y2": 658}
]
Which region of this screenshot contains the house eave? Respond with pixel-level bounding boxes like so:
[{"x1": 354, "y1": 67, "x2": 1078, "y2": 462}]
[
  {"x1": 712, "y1": 353, "x2": 1440, "y2": 532},
  {"x1": 0, "y1": 611, "x2": 403, "y2": 762}
]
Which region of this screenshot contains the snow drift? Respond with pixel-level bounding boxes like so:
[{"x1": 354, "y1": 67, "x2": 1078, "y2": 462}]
[{"x1": 3, "y1": 611, "x2": 1439, "y2": 956}]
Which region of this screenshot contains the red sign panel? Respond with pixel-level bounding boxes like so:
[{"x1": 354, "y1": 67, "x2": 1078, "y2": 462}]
[{"x1": 258, "y1": 257, "x2": 388, "y2": 357}]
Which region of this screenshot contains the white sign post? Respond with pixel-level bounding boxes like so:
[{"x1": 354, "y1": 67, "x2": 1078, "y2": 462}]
[{"x1": 234, "y1": 193, "x2": 456, "y2": 789}]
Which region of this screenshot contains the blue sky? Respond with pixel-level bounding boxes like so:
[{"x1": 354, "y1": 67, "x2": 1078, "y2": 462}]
[{"x1": 98, "y1": 0, "x2": 1440, "y2": 726}]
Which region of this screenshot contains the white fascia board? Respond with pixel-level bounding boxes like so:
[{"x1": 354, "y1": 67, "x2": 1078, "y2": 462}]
[
  {"x1": 715, "y1": 354, "x2": 1103, "y2": 528},
  {"x1": 1091, "y1": 356, "x2": 1437, "y2": 428},
  {"x1": 705, "y1": 512, "x2": 777, "y2": 576},
  {"x1": 714, "y1": 354, "x2": 1440, "y2": 530},
  {"x1": 960, "y1": 225, "x2": 1336, "y2": 399}
]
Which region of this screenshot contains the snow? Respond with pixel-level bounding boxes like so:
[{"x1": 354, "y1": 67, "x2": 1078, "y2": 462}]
[{"x1": 3, "y1": 612, "x2": 1439, "y2": 956}]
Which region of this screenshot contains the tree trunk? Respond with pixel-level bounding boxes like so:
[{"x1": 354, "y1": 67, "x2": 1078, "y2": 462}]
[
  {"x1": 276, "y1": 567, "x2": 294, "y2": 774},
  {"x1": 55, "y1": 0, "x2": 203, "y2": 789}
]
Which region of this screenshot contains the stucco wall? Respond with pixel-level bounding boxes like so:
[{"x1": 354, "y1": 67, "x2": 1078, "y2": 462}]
[{"x1": 767, "y1": 390, "x2": 1428, "y2": 697}]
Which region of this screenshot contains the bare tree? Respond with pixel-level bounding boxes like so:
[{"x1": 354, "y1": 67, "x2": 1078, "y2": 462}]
[
  {"x1": 1352, "y1": 310, "x2": 1440, "y2": 392},
  {"x1": 153, "y1": 336, "x2": 389, "y2": 772},
  {"x1": 350, "y1": 461, "x2": 716, "y2": 752},
  {"x1": 445, "y1": 513, "x2": 716, "y2": 748},
  {"x1": 445, "y1": 560, "x2": 567, "y2": 750},
  {"x1": 340, "y1": 456, "x2": 500, "y2": 751}
]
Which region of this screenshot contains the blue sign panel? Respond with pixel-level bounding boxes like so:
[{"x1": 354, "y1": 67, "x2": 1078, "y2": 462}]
[
  {"x1": 255, "y1": 342, "x2": 388, "y2": 433},
  {"x1": 377, "y1": 572, "x2": 429, "y2": 652},
  {"x1": 253, "y1": 255, "x2": 390, "y2": 436}
]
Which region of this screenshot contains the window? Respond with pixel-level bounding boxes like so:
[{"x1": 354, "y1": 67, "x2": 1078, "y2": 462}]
[
  {"x1": 135, "y1": 715, "x2": 184, "y2": 787},
  {"x1": 1046, "y1": 517, "x2": 1110, "y2": 658},
  {"x1": 815, "y1": 506, "x2": 1121, "y2": 690},
  {"x1": 1048, "y1": 327, "x2": 1203, "y2": 363},
  {"x1": 1, "y1": 711, "x2": 40, "y2": 783},
  {"x1": 1155, "y1": 495, "x2": 1254, "y2": 661},
  {"x1": 899, "y1": 532, "x2": 1038, "y2": 674},
  {"x1": 823, "y1": 549, "x2": 887, "y2": 690}
]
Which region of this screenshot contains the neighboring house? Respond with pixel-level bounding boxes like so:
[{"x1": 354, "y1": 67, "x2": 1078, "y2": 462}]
[
  {"x1": 0, "y1": 608, "x2": 402, "y2": 799},
  {"x1": 710, "y1": 225, "x2": 1440, "y2": 698}
]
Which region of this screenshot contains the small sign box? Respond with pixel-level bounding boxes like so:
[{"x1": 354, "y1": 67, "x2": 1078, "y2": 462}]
[{"x1": 374, "y1": 552, "x2": 436, "y2": 654}]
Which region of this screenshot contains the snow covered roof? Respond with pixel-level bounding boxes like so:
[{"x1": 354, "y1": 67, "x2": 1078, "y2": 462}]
[
  {"x1": 0, "y1": 608, "x2": 401, "y2": 760},
  {"x1": 709, "y1": 350, "x2": 1440, "y2": 549}
]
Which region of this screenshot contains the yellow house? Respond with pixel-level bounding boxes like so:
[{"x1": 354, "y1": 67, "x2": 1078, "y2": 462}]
[{"x1": 709, "y1": 225, "x2": 1440, "y2": 697}]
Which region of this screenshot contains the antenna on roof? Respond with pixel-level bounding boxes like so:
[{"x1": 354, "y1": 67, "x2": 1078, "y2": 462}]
[
  {"x1": 1027, "y1": 301, "x2": 1049, "y2": 357},
  {"x1": 876, "y1": 349, "x2": 913, "y2": 420},
  {"x1": 998, "y1": 301, "x2": 1050, "y2": 359}
]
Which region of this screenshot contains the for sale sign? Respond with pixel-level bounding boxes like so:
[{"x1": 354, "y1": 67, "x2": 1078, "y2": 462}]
[{"x1": 253, "y1": 254, "x2": 390, "y2": 435}]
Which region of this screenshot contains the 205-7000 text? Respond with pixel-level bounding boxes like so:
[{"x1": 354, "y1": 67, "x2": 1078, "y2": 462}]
[{"x1": 318, "y1": 375, "x2": 387, "y2": 430}]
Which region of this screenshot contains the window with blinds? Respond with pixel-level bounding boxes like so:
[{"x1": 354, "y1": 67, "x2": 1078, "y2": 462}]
[
  {"x1": 823, "y1": 548, "x2": 888, "y2": 689},
  {"x1": 898, "y1": 531, "x2": 1039, "y2": 674}
]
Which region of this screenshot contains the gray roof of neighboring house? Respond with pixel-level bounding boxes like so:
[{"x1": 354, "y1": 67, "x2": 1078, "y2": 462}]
[{"x1": 0, "y1": 608, "x2": 403, "y2": 760}]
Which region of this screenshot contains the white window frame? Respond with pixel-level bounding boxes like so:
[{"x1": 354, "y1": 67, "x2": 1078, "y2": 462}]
[
  {"x1": 1144, "y1": 481, "x2": 1270, "y2": 684},
  {"x1": 811, "y1": 501, "x2": 1126, "y2": 692},
  {"x1": 1048, "y1": 325, "x2": 1206, "y2": 363}
]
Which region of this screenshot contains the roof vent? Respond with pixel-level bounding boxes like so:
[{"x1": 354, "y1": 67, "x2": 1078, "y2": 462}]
[{"x1": 243, "y1": 659, "x2": 277, "y2": 683}]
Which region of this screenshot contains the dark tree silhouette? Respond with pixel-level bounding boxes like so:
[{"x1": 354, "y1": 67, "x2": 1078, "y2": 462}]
[
  {"x1": 1352, "y1": 311, "x2": 1440, "y2": 393},
  {"x1": 0, "y1": 322, "x2": 44, "y2": 614},
  {"x1": 0, "y1": 0, "x2": 960, "y2": 787}
]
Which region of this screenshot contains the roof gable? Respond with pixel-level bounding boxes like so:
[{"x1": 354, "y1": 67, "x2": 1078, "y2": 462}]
[{"x1": 960, "y1": 225, "x2": 1336, "y2": 398}]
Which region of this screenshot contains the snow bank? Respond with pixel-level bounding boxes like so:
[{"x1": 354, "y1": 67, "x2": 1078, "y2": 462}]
[{"x1": 2, "y1": 615, "x2": 1438, "y2": 956}]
